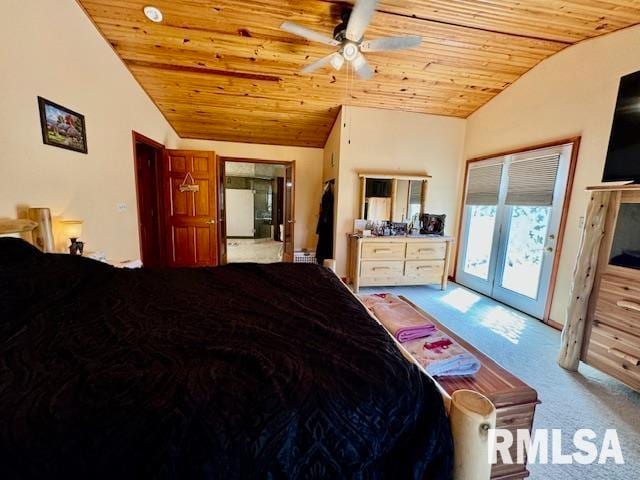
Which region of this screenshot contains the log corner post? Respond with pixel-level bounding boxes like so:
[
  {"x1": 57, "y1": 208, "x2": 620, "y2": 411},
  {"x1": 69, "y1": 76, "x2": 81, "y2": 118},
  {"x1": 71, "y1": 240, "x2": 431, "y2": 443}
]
[{"x1": 558, "y1": 191, "x2": 611, "y2": 371}]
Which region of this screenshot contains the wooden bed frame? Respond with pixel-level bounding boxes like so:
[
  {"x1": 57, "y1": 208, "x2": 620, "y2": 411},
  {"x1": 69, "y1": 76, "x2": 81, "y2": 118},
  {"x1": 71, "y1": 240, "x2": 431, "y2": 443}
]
[
  {"x1": 0, "y1": 219, "x2": 39, "y2": 236},
  {"x1": 0, "y1": 222, "x2": 496, "y2": 480},
  {"x1": 323, "y1": 259, "x2": 497, "y2": 480}
]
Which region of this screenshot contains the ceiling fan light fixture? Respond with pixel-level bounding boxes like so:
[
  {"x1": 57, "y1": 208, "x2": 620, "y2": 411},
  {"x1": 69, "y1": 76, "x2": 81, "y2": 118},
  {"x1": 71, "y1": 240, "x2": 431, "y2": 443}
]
[
  {"x1": 143, "y1": 6, "x2": 163, "y2": 23},
  {"x1": 280, "y1": 0, "x2": 420, "y2": 80},
  {"x1": 342, "y1": 43, "x2": 358, "y2": 62}
]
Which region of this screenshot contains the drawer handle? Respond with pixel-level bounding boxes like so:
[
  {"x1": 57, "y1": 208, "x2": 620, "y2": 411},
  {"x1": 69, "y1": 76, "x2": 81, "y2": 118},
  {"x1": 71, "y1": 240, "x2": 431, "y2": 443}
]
[
  {"x1": 417, "y1": 266, "x2": 434, "y2": 270},
  {"x1": 418, "y1": 248, "x2": 435, "y2": 253},
  {"x1": 374, "y1": 249, "x2": 393, "y2": 254},
  {"x1": 608, "y1": 348, "x2": 640, "y2": 367},
  {"x1": 372, "y1": 267, "x2": 391, "y2": 271},
  {"x1": 616, "y1": 300, "x2": 640, "y2": 313}
]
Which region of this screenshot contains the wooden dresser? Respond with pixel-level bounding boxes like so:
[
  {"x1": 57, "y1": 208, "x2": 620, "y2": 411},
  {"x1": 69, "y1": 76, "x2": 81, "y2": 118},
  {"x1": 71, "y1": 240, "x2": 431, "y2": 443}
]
[
  {"x1": 401, "y1": 297, "x2": 539, "y2": 480},
  {"x1": 560, "y1": 185, "x2": 640, "y2": 392},
  {"x1": 348, "y1": 235, "x2": 455, "y2": 292},
  {"x1": 584, "y1": 265, "x2": 640, "y2": 390}
]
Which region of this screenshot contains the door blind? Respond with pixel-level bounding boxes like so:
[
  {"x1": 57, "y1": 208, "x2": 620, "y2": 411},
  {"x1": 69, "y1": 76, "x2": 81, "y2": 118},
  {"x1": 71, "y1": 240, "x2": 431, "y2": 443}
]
[
  {"x1": 465, "y1": 163, "x2": 503, "y2": 205},
  {"x1": 505, "y1": 154, "x2": 560, "y2": 206}
]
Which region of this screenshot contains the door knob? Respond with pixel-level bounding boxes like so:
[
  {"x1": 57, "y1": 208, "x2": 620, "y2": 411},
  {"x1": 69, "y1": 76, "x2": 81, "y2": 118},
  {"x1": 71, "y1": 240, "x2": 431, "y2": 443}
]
[
  {"x1": 546, "y1": 247, "x2": 554, "y2": 253},
  {"x1": 206, "y1": 220, "x2": 217, "y2": 224},
  {"x1": 287, "y1": 220, "x2": 296, "y2": 224}
]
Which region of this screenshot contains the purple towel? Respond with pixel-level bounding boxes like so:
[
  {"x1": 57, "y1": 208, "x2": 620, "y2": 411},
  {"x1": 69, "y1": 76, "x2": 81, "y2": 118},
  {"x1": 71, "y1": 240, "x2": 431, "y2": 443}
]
[
  {"x1": 395, "y1": 325, "x2": 438, "y2": 342},
  {"x1": 360, "y1": 294, "x2": 437, "y2": 342}
]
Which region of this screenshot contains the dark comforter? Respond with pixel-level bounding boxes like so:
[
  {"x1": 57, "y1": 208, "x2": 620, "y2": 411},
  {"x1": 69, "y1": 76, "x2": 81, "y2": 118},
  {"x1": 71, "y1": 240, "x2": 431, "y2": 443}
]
[{"x1": 0, "y1": 238, "x2": 452, "y2": 479}]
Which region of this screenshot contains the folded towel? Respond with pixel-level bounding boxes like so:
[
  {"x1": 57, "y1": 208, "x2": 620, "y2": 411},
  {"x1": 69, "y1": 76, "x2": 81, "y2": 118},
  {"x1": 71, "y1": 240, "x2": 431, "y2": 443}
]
[
  {"x1": 360, "y1": 293, "x2": 481, "y2": 377},
  {"x1": 360, "y1": 293, "x2": 437, "y2": 342},
  {"x1": 403, "y1": 333, "x2": 481, "y2": 377}
]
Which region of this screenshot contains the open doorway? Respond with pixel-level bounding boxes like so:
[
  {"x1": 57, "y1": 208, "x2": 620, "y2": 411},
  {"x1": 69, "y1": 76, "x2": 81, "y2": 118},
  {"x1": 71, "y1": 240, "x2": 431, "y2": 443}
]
[
  {"x1": 220, "y1": 158, "x2": 294, "y2": 264},
  {"x1": 132, "y1": 132, "x2": 166, "y2": 268}
]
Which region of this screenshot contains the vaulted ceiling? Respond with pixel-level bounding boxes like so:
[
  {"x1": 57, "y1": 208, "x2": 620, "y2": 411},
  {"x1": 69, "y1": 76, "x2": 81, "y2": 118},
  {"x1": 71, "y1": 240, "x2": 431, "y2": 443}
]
[{"x1": 78, "y1": 1, "x2": 640, "y2": 147}]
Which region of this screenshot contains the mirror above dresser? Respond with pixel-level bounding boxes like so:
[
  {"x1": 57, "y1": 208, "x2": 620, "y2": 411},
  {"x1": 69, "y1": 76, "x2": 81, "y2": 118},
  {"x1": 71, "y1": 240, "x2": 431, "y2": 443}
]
[{"x1": 359, "y1": 173, "x2": 431, "y2": 224}]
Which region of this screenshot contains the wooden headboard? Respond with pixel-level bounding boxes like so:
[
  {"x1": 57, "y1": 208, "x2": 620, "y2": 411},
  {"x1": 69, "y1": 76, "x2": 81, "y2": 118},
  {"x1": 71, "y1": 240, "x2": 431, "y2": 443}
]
[{"x1": 0, "y1": 219, "x2": 38, "y2": 238}]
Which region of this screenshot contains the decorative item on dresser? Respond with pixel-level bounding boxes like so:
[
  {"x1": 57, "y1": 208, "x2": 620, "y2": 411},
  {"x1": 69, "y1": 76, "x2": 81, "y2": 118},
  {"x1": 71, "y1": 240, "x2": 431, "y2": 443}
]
[
  {"x1": 559, "y1": 184, "x2": 640, "y2": 391},
  {"x1": 349, "y1": 234, "x2": 455, "y2": 292}
]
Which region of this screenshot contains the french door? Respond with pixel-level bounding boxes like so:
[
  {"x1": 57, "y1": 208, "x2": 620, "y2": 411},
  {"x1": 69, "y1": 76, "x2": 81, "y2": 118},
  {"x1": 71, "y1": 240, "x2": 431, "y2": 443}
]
[{"x1": 456, "y1": 144, "x2": 574, "y2": 319}]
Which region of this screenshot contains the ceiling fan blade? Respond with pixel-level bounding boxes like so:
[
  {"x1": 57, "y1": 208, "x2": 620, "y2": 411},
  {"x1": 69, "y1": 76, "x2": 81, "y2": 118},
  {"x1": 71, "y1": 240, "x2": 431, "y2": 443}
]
[
  {"x1": 302, "y1": 53, "x2": 345, "y2": 74},
  {"x1": 281, "y1": 21, "x2": 340, "y2": 46},
  {"x1": 360, "y1": 35, "x2": 422, "y2": 52},
  {"x1": 346, "y1": 0, "x2": 379, "y2": 42},
  {"x1": 349, "y1": 52, "x2": 374, "y2": 80}
]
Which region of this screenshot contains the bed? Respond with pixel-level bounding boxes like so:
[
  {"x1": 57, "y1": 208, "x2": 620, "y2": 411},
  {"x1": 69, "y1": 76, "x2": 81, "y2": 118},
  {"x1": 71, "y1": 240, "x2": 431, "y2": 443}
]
[
  {"x1": 0, "y1": 236, "x2": 454, "y2": 478},
  {"x1": 0, "y1": 219, "x2": 495, "y2": 480}
]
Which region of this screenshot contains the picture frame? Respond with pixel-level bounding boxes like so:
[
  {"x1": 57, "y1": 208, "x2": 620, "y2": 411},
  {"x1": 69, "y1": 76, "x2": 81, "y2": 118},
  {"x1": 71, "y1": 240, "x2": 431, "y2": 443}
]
[
  {"x1": 420, "y1": 214, "x2": 446, "y2": 236},
  {"x1": 38, "y1": 96, "x2": 87, "y2": 154}
]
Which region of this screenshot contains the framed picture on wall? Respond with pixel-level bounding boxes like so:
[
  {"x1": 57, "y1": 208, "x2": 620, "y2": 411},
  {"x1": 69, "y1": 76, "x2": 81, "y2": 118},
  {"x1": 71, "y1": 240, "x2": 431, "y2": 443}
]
[{"x1": 38, "y1": 97, "x2": 88, "y2": 154}]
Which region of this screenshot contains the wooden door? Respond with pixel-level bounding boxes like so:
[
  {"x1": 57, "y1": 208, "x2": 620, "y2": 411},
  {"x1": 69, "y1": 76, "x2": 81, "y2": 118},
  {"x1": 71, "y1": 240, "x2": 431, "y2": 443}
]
[
  {"x1": 163, "y1": 150, "x2": 218, "y2": 267},
  {"x1": 283, "y1": 164, "x2": 295, "y2": 262},
  {"x1": 217, "y1": 157, "x2": 228, "y2": 265}
]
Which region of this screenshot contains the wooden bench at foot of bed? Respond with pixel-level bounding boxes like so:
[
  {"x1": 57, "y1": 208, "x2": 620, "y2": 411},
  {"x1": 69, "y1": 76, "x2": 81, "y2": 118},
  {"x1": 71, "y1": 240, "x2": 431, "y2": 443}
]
[{"x1": 399, "y1": 297, "x2": 539, "y2": 480}]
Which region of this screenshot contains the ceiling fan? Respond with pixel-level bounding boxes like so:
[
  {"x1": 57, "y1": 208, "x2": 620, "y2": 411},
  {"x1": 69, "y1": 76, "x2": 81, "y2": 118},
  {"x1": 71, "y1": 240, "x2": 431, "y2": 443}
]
[{"x1": 281, "y1": 0, "x2": 422, "y2": 80}]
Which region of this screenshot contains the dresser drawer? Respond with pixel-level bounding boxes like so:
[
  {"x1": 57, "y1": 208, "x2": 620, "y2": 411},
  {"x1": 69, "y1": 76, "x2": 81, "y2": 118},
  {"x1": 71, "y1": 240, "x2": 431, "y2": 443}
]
[
  {"x1": 406, "y1": 242, "x2": 446, "y2": 260},
  {"x1": 360, "y1": 261, "x2": 405, "y2": 285},
  {"x1": 361, "y1": 242, "x2": 405, "y2": 260},
  {"x1": 404, "y1": 260, "x2": 445, "y2": 283},
  {"x1": 585, "y1": 323, "x2": 640, "y2": 391},
  {"x1": 594, "y1": 275, "x2": 640, "y2": 337},
  {"x1": 361, "y1": 260, "x2": 404, "y2": 277}
]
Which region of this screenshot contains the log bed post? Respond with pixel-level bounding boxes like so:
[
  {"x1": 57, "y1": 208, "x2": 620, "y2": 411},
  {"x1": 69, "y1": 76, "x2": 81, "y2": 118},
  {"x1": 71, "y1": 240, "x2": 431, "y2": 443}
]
[
  {"x1": 0, "y1": 219, "x2": 38, "y2": 236},
  {"x1": 449, "y1": 390, "x2": 496, "y2": 480},
  {"x1": 558, "y1": 191, "x2": 611, "y2": 371}
]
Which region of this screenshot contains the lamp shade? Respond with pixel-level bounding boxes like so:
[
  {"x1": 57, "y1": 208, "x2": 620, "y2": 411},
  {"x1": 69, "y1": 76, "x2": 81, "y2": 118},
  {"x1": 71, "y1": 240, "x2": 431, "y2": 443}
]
[{"x1": 61, "y1": 220, "x2": 83, "y2": 239}]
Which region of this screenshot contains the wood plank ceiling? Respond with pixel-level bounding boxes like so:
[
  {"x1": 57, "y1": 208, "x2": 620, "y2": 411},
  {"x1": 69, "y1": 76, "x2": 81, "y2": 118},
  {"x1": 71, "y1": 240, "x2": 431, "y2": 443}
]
[{"x1": 78, "y1": 0, "x2": 640, "y2": 147}]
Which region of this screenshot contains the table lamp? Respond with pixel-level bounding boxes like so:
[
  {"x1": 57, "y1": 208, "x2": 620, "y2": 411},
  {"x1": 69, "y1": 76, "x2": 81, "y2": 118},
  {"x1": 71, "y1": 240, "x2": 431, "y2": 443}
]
[{"x1": 61, "y1": 220, "x2": 84, "y2": 255}]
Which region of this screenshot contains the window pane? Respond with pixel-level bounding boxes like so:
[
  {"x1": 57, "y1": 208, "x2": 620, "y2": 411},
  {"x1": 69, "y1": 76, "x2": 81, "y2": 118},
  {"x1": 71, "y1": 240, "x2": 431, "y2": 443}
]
[
  {"x1": 464, "y1": 205, "x2": 497, "y2": 280},
  {"x1": 501, "y1": 206, "x2": 551, "y2": 299}
]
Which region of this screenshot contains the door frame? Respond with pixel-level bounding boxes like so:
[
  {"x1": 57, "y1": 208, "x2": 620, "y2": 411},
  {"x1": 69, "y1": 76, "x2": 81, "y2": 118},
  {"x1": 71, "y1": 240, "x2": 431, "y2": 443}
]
[
  {"x1": 132, "y1": 131, "x2": 166, "y2": 267},
  {"x1": 454, "y1": 137, "x2": 580, "y2": 327},
  {"x1": 218, "y1": 157, "x2": 295, "y2": 264}
]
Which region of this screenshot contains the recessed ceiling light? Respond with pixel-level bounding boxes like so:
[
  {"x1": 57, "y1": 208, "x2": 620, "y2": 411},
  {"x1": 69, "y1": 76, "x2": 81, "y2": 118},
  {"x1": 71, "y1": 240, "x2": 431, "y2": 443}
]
[{"x1": 143, "y1": 6, "x2": 163, "y2": 23}]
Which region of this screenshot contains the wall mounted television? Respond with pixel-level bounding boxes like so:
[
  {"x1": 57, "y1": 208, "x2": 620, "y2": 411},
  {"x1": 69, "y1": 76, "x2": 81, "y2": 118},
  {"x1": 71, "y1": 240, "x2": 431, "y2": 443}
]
[{"x1": 603, "y1": 69, "x2": 640, "y2": 183}]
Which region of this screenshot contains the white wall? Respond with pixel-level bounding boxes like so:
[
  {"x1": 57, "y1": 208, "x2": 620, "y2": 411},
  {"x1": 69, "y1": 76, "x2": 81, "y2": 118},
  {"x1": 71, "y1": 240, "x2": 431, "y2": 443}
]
[
  {"x1": 332, "y1": 106, "x2": 467, "y2": 277},
  {"x1": 464, "y1": 24, "x2": 640, "y2": 324},
  {"x1": 0, "y1": 0, "x2": 180, "y2": 261},
  {"x1": 323, "y1": 111, "x2": 342, "y2": 184},
  {"x1": 178, "y1": 139, "x2": 323, "y2": 250}
]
